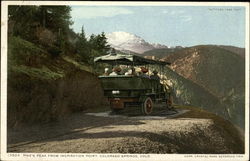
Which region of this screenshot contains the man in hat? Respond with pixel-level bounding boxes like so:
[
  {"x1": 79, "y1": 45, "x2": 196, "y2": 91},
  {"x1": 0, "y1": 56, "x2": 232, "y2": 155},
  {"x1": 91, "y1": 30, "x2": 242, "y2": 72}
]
[{"x1": 150, "y1": 70, "x2": 160, "y2": 80}]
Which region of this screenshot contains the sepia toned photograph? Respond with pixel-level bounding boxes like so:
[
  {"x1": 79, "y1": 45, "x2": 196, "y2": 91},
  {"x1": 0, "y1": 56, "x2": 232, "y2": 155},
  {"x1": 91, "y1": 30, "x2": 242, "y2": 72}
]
[{"x1": 1, "y1": 1, "x2": 249, "y2": 161}]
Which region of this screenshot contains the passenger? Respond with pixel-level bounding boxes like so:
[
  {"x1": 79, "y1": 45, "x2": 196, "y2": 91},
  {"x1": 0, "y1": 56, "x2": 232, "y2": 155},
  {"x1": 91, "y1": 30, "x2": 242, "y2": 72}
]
[
  {"x1": 150, "y1": 70, "x2": 160, "y2": 80},
  {"x1": 125, "y1": 67, "x2": 136, "y2": 76},
  {"x1": 140, "y1": 67, "x2": 150, "y2": 78},
  {"x1": 125, "y1": 69, "x2": 132, "y2": 76},
  {"x1": 110, "y1": 67, "x2": 122, "y2": 76},
  {"x1": 116, "y1": 67, "x2": 122, "y2": 75},
  {"x1": 121, "y1": 67, "x2": 128, "y2": 75},
  {"x1": 131, "y1": 67, "x2": 136, "y2": 76},
  {"x1": 103, "y1": 68, "x2": 109, "y2": 76}
]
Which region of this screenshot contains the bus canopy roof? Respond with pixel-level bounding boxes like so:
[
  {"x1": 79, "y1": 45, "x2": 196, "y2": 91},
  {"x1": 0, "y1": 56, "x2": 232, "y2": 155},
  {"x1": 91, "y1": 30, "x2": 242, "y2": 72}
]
[{"x1": 94, "y1": 53, "x2": 171, "y2": 66}]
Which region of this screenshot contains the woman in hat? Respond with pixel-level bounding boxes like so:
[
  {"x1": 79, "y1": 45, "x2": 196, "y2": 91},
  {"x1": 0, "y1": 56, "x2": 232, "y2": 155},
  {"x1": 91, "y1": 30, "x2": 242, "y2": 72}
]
[{"x1": 140, "y1": 67, "x2": 150, "y2": 78}]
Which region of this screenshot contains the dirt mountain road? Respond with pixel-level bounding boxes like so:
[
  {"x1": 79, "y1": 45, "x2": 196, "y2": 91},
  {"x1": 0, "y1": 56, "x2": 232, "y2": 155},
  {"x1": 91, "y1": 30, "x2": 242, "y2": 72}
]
[{"x1": 8, "y1": 107, "x2": 244, "y2": 154}]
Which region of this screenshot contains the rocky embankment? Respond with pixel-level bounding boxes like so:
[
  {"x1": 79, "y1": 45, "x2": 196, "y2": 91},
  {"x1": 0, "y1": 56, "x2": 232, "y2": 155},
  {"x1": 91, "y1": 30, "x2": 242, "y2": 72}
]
[{"x1": 7, "y1": 37, "x2": 107, "y2": 127}]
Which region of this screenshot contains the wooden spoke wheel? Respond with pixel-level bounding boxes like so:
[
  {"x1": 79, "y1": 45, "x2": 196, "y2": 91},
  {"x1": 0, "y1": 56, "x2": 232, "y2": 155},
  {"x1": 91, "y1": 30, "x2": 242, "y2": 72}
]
[
  {"x1": 166, "y1": 95, "x2": 173, "y2": 108},
  {"x1": 142, "y1": 97, "x2": 153, "y2": 115}
]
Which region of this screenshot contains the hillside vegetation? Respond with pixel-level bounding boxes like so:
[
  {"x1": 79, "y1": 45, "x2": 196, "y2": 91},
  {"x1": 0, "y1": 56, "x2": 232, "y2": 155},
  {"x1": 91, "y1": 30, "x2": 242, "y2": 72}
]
[{"x1": 7, "y1": 6, "x2": 111, "y2": 127}]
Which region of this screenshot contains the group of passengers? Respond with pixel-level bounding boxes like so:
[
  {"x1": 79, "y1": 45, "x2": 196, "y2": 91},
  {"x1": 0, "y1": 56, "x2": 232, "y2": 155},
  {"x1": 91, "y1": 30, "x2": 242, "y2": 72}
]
[{"x1": 103, "y1": 66, "x2": 160, "y2": 80}]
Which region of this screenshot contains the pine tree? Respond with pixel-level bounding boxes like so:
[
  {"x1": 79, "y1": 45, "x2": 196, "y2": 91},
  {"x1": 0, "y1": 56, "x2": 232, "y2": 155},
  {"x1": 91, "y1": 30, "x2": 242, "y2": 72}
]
[
  {"x1": 87, "y1": 32, "x2": 110, "y2": 56},
  {"x1": 8, "y1": 6, "x2": 40, "y2": 40},
  {"x1": 75, "y1": 26, "x2": 90, "y2": 60},
  {"x1": 80, "y1": 25, "x2": 87, "y2": 42},
  {"x1": 99, "y1": 32, "x2": 111, "y2": 54},
  {"x1": 8, "y1": 5, "x2": 74, "y2": 56}
]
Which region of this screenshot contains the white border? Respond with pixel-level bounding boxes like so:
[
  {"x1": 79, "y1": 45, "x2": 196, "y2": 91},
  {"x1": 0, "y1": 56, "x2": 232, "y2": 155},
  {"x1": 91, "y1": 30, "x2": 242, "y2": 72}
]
[
  {"x1": 1, "y1": 1, "x2": 8, "y2": 159},
  {"x1": 1, "y1": 1, "x2": 249, "y2": 161},
  {"x1": 244, "y1": 1, "x2": 249, "y2": 158},
  {"x1": 1, "y1": 1, "x2": 249, "y2": 6}
]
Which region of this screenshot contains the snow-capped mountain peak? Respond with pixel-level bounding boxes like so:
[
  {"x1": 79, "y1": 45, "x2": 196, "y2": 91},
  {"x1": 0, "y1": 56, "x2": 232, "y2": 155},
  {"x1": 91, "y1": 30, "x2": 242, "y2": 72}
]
[
  {"x1": 152, "y1": 43, "x2": 168, "y2": 49},
  {"x1": 106, "y1": 31, "x2": 145, "y2": 46},
  {"x1": 106, "y1": 31, "x2": 168, "y2": 54}
]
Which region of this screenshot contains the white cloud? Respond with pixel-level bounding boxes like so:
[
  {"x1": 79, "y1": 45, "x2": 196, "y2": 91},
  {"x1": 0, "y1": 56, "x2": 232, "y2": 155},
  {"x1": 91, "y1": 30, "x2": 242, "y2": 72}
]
[
  {"x1": 162, "y1": 9, "x2": 192, "y2": 22},
  {"x1": 71, "y1": 7, "x2": 133, "y2": 19},
  {"x1": 180, "y1": 15, "x2": 192, "y2": 22},
  {"x1": 169, "y1": 10, "x2": 185, "y2": 15},
  {"x1": 162, "y1": 10, "x2": 168, "y2": 14},
  {"x1": 162, "y1": 10, "x2": 183, "y2": 15}
]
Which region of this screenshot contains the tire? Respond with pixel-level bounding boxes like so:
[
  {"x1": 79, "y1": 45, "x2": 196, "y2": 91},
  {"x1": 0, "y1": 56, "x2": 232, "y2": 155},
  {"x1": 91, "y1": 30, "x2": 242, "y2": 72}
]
[
  {"x1": 166, "y1": 95, "x2": 173, "y2": 109},
  {"x1": 141, "y1": 97, "x2": 153, "y2": 115}
]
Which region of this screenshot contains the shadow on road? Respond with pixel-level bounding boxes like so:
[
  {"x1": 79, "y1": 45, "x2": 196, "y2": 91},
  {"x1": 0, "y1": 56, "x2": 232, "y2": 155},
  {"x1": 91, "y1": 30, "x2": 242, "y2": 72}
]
[
  {"x1": 7, "y1": 111, "x2": 146, "y2": 149},
  {"x1": 7, "y1": 108, "x2": 188, "y2": 152}
]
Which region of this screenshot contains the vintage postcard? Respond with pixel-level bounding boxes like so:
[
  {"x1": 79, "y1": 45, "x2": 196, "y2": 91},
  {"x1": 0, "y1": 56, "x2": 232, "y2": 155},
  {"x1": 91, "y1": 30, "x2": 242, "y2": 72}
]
[{"x1": 1, "y1": 1, "x2": 249, "y2": 161}]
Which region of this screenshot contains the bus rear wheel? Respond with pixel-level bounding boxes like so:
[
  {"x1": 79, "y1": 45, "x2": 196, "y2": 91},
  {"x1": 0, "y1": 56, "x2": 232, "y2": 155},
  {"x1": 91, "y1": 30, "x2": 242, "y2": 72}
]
[{"x1": 141, "y1": 97, "x2": 153, "y2": 115}]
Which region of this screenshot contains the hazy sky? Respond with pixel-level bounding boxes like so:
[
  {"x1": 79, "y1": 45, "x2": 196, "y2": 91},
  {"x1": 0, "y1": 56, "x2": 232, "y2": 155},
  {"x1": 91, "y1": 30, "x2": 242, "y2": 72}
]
[{"x1": 70, "y1": 6, "x2": 246, "y2": 48}]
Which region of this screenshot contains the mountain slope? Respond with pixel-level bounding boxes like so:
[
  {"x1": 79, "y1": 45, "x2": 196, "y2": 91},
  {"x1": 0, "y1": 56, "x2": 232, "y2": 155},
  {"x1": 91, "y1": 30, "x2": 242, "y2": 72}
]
[
  {"x1": 160, "y1": 45, "x2": 245, "y2": 128},
  {"x1": 142, "y1": 48, "x2": 184, "y2": 59},
  {"x1": 162, "y1": 45, "x2": 245, "y2": 98},
  {"x1": 157, "y1": 66, "x2": 228, "y2": 117},
  {"x1": 217, "y1": 45, "x2": 245, "y2": 58}
]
